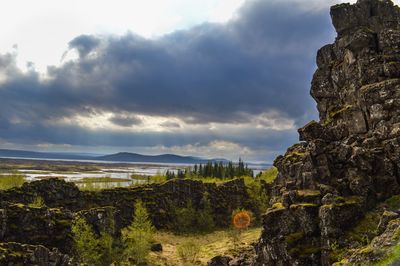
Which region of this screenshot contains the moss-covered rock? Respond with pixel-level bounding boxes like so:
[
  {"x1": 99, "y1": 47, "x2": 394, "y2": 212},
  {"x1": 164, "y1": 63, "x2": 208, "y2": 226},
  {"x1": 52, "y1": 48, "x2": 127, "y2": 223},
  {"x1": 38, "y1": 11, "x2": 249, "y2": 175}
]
[{"x1": 0, "y1": 242, "x2": 76, "y2": 265}]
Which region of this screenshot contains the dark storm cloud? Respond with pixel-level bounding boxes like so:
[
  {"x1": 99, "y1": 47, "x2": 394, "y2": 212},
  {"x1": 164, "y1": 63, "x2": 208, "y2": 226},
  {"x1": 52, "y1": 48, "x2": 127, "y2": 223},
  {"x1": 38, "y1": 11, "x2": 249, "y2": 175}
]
[
  {"x1": 0, "y1": 0, "x2": 338, "y2": 159},
  {"x1": 68, "y1": 35, "x2": 100, "y2": 58},
  {"x1": 109, "y1": 114, "x2": 142, "y2": 127},
  {"x1": 159, "y1": 121, "x2": 181, "y2": 128}
]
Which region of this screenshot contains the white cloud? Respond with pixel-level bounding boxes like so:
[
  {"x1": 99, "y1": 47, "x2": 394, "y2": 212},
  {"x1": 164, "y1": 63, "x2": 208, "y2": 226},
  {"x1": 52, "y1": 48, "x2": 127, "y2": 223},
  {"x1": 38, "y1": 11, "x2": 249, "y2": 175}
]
[
  {"x1": 0, "y1": 0, "x2": 246, "y2": 73},
  {"x1": 143, "y1": 140, "x2": 253, "y2": 160}
]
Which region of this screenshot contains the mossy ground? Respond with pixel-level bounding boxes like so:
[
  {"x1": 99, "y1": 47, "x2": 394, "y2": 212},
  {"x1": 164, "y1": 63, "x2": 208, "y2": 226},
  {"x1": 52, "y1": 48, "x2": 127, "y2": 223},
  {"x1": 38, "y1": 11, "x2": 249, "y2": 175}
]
[{"x1": 148, "y1": 227, "x2": 261, "y2": 266}]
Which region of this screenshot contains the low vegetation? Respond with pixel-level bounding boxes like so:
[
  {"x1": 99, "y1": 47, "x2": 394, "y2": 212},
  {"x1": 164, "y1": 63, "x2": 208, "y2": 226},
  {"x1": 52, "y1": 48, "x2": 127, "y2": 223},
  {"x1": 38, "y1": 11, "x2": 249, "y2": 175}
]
[
  {"x1": 149, "y1": 227, "x2": 262, "y2": 266},
  {"x1": 373, "y1": 243, "x2": 400, "y2": 266},
  {"x1": 0, "y1": 172, "x2": 25, "y2": 190},
  {"x1": 177, "y1": 241, "x2": 202, "y2": 265},
  {"x1": 29, "y1": 195, "x2": 45, "y2": 208}
]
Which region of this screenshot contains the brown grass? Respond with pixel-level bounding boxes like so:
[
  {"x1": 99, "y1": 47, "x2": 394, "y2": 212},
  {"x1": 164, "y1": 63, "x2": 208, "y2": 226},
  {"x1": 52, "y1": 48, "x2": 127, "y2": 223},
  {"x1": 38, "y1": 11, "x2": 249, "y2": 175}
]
[{"x1": 148, "y1": 227, "x2": 261, "y2": 266}]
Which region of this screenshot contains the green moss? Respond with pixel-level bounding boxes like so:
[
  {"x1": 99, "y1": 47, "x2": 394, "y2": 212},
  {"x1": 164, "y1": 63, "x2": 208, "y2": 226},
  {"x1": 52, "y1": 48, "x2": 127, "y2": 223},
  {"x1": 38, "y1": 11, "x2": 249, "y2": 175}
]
[
  {"x1": 329, "y1": 105, "x2": 353, "y2": 119},
  {"x1": 283, "y1": 151, "x2": 306, "y2": 163},
  {"x1": 56, "y1": 219, "x2": 72, "y2": 227},
  {"x1": 345, "y1": 210, "x2": 380, "y2": 246},
  {"x1": 360, "y1": 78, "x2": 400, "y2": 94},
  {"x1": 322, "y1": 196, "x2": 362, "y2": 209},
  {"x1": 297, "y1": 190, "x2": 321, "y2": 197},
  {"x1": 329, "y1": 247, "x2": 346, "y2": 264},
  {"x1": 332, "y1": 258, "x2": 349, "y2": 266},
  {"x1": 271, "y1": 202, "x2": 285, "y2": 210},
  {"x1": 285, "y1": 232, "x2": 305, "y2": 244},
  {"x1": 385, "y1": 195, "x2": 400, "y2": 209},
  {"x1": 373, "y1": 242, "x2": 400, "y2": 266},
  {"x1": 357, "y1": 245, "x2": 374, "y2": 254},
  {"x1": 12, "y1": 203, "x2": 26, "y2": 209},
  {"x1": 290, "y1": 203, "x2": 318, "y2": 209},
  {"x1": 323, "y1": 105, "x2": 353, "y2": 126},
  {"x1": 392, "y1": 226, "x2": 400, "y2": 240}
]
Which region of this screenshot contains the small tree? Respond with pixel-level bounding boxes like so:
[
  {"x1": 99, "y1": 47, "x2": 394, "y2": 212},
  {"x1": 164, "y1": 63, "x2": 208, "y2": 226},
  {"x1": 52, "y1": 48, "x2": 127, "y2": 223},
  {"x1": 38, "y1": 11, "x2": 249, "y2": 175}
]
[
  {"x1": 71, "y1": 217, "x2": 101, "y2": 265},
  {"x1": 174, "y1": 200, "x2": 197, "y2": 234},
  {"x1": 122, "y1": 200, "x2": 155, "y2": 264},
  {"x1": 196, "y1": 192, "x2": 215, "y2": 232}
]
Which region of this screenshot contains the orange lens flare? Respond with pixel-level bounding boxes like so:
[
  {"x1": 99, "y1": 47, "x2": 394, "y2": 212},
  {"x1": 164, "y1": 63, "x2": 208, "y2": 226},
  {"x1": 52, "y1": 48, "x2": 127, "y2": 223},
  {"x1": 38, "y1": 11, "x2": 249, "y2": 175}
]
[{"x1": 232, "y1": 211, "x2": 251, "y2": 229}]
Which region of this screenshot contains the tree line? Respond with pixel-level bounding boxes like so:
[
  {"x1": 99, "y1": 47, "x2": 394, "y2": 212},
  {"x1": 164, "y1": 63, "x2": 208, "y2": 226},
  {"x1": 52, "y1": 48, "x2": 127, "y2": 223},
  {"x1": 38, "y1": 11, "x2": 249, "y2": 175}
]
[{"x1": 165, "y1": 158, "x2": 253, "y2": 180}]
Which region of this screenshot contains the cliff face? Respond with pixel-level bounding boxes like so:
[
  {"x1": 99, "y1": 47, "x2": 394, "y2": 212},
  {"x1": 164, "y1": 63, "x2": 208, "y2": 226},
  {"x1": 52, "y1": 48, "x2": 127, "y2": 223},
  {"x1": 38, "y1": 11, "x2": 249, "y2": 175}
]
[{"x1": 256, "y1": 0, "x2": 400, "y2": 265}]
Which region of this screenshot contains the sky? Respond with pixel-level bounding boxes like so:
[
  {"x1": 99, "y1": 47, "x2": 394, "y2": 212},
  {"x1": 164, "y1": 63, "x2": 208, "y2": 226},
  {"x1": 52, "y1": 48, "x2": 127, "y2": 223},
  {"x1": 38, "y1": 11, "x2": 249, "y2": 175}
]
[{"x1": 0, "y1": 0, "x2": 391, "y2": 163}]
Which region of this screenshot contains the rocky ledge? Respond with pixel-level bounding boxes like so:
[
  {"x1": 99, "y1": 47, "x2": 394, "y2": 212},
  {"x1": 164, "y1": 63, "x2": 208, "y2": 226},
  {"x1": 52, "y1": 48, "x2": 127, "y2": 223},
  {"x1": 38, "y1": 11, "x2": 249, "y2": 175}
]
[{"x1": 255, "y1": 0, "x2": 400, "y2": 265}]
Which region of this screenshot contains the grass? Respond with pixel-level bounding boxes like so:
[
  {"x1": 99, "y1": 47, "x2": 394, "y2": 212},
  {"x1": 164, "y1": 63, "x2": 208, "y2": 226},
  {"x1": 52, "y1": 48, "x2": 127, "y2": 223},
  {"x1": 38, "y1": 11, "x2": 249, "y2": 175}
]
[
  {"x1": 373, "y1": 242, "x2": 400, "y2": 266},
  {"x1": 148, "y1": 227, "x2": 261, "y2": 266},
  {"x1": 0, "y1": 173, "x2": 25, "y2": 190}
]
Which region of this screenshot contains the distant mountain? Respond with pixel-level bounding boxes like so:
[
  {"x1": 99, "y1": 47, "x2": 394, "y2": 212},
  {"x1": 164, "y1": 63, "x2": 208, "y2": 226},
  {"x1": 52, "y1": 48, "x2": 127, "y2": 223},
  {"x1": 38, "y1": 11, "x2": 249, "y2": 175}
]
[
  {"x1": 0, "y1": 149, "x2": 93, "y2": 160},
  {"x1": 95, "y1": 152, "x2": 226, "y2": 164},
  {"x1": 0, "y1": 149, "x2": 229, "y2": 164}
]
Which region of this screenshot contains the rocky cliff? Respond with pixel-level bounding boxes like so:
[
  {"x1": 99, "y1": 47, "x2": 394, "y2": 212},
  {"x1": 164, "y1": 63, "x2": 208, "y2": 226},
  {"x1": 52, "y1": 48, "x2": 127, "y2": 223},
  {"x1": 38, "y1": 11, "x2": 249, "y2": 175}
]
[{"x1": 255, "y1": 0, "x2": 400, "y2": 265}]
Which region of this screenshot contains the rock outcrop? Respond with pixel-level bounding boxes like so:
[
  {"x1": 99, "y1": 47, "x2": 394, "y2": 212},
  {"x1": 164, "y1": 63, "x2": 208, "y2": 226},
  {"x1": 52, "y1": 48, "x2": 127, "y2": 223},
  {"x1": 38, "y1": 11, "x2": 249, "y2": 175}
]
[
  {"x1": 256, "y1": 0, "x2": 400, "y2": 265},
  {"x1": 0, "y1": 177, "x2": 254, "y2": 261},
  {"x1": 0, "y1": 242, "x2": 76, "y2": 266}
]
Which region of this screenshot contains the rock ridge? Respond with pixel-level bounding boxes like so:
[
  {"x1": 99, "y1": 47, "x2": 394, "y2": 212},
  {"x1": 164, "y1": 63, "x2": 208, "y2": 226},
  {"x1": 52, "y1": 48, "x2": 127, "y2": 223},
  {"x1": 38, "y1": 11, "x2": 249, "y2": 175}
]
[{"x1": 255, "y1": 0, "x2": 400, "y2": 265}]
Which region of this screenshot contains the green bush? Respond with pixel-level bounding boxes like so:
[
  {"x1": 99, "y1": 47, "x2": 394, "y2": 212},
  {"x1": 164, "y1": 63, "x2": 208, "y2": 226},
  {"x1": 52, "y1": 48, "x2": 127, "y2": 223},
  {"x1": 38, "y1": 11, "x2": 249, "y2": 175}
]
[
  {"x1": 257, "y1": 167, "x2": 278, "y2": 183},
  {"x1": 177, "y1": 241, "x2": 201, "y2": 264},
  {"x1": 29, "y1": 195, "x2": 45, "y2": 208},
  {"x1": 122, "y1": 200, "x2": 155, "y2": 264}
]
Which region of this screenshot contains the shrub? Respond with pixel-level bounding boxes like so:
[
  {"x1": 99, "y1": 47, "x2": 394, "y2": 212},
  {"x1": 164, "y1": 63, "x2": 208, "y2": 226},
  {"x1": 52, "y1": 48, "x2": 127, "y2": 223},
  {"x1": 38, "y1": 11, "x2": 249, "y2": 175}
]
[
  {"x1": 177, "y1": 241, "x2": 201, "y2": 264},
  {"x1": 122, "y1": 200, "x2": 155, "y2": 264},
  {"x1": 244, "y1": 176, "x2": 269, "y2": 218},
  {"x1": 29, "y1": 195, "x2": 45, "y2": 208},
  {"x1": 257, "y1": 167, "x2": 278, "y2": 183}
]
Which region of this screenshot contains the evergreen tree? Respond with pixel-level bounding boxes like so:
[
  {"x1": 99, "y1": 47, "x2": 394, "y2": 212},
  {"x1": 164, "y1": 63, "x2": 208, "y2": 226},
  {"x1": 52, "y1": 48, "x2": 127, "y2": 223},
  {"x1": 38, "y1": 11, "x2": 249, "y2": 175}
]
[
  {"x1": 196, "y1": 192, "x2": 215, "y2": 232},
  {"x1": 71, "y1": 217, "x2": 102, "y2": 265},
  {"x1": 122, "y1": 201, "x2": 155, "y2": 264}
]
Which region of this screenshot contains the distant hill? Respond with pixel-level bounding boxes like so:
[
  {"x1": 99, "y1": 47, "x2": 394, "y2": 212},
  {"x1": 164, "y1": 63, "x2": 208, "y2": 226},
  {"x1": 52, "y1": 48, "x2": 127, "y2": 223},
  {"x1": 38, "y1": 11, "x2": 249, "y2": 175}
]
[{"x1": 0, "y1": 149, "x2": 228, "y2": 164}]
